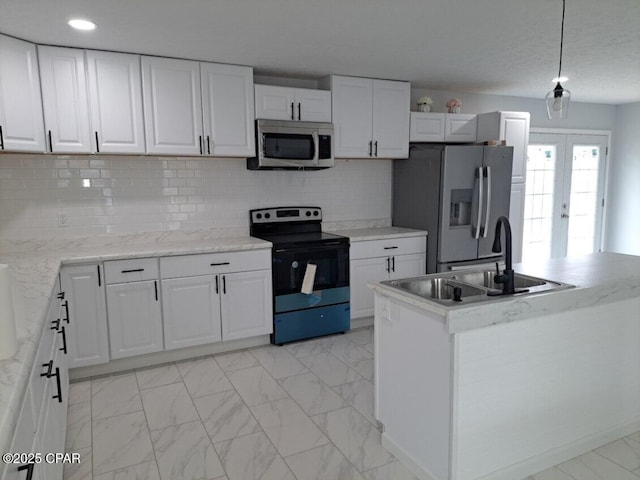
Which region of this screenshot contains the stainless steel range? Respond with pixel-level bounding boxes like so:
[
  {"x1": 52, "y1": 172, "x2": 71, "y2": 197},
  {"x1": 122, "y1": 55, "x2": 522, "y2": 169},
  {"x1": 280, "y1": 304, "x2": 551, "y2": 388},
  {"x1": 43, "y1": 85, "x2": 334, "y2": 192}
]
[{"x1": 250, "y1": 207, "x2": 350, "y2": 345}]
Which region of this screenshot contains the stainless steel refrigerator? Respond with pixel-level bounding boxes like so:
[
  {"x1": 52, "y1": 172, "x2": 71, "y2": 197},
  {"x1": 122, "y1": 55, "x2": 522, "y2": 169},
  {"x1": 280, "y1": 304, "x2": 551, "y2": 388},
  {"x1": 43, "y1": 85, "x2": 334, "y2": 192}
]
[{"x1": 393, "y1": 144, "x2": 513, "y2": 273}]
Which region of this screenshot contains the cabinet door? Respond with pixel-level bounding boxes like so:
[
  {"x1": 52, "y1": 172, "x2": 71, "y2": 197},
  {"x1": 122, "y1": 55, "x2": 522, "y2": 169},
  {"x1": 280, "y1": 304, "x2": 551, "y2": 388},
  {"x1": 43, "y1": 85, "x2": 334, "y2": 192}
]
[
  {"x1": 254, "y1": 85, "x2": 295, "y2": 120},
  {"x1": 86, "y1": 50, "x2": 145, "y2": 153},
  {"x1": 500, "y1": 112, "x2": 530, "y2": 183},
  {"x1": 389, "y1": 253, "x2": 426, "y2": 280},
  {"x1": 409, "y1": 112, "x2": 445, "y2": 142},
  {"x1": 220, "y1": 270, "x2": 272, "y2": 341},
  {"x1": 201, "y1": 62, "x2": 255, "y2": 157},
  {"x1": 350, "y1": 257, "x2": 390, "y2": 319},
  {"x1": 509, "y1": 182, "x2": 526, "y2": 264},
  {"x1": 38, "y1": 46, "x2": 91, "y2": 153},
  {"x1": 60, "y1": 265, "x2": 109, "y2": 368},
  {"x1": 296, "y1": 89, "x2": 331, "y2": 122},
  {"x1": 331, "y1": 76, "x2": 373, "y2": 158},
  {"x1": 0, "y1": 34, "x2": 45, "y2": 152},
  {"x1": 142, "y1": 56, "x2": 203, "y2": 155},
  {"x1": 444, "y1": 114, "x2": 477, "y2": 143},
  {"x1": 161, "y1": 275, "x2": 222, "y2": 349},
  {"x1": 372, "y1": 80, "x2": 410, "y2": 158},
  {"x1": 106, "y1": 280, "x2": 163, "y2": 358}
]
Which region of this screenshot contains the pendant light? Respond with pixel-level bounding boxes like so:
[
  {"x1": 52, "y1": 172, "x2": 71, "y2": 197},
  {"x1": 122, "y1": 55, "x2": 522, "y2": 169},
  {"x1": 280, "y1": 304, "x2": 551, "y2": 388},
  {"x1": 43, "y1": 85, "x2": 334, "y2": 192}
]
[{"x1": 546, "y1": 0, "x2": 571, "y2": 119}]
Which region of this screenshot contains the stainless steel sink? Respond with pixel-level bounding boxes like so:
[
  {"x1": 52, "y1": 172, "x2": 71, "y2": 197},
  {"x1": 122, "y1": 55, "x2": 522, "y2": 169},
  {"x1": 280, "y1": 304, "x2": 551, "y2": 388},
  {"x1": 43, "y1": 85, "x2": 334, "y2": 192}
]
[
  {"x1": 451, "y1": 271, "x2": 547, "y2": 290},
  {"x1": 381, "y1": 269, "x2": 573, "y2": 305},
  {"x1": 392, "y1": 278, "x2": 487, "y2": 300}
]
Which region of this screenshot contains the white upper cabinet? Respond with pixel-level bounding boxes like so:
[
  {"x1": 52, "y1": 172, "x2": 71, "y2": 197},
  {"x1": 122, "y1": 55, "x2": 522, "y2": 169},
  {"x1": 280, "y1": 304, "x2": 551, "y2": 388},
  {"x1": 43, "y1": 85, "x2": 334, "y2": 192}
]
[
  {"x1": 0, "y1": 34, "x2": 45, "y2": 152},
  {"x1": 409, "y1": 112, "x2": 446, "y2": 142},
  {"x1": 86, "y1": 50, "x2": 146, "y2": 154},
  {"x1": 325, "y1": 75, "x2": 410, "y2": 159},
  {"x1": 328, "y1": 76, "x2": 374, "y2": 157},
  {"x1": 142, "y1": 56, "x2": 203, "y2": 155},
  {"x1": 444, "y1": 113, "x2": 477, "y2": 143},
  {"x1": 409, "y1": 112, "x2": 477, "y2": 143},
  {"x1": 372, "y1": 79, "x2": 410, "y2": 158},
  {"x1": 201, "y1": 62, "x2": 255, "y2": 157},
  {"x1": 142, "y1": 56, "x2": 255, "y2": 156},
  {"x1": 477, "y1": 111, "x2": 530, "y2": 183},
  {"x1": 254, "y1": 85, "x2": 331, "y2": 122},
  {"x1": 38, "y1": 46, "x2": 91, "y2": 153}
]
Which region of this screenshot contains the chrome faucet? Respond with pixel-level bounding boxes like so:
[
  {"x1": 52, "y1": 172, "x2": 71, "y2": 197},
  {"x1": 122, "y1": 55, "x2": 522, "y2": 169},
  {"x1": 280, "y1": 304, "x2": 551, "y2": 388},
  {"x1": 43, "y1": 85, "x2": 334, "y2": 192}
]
[{"x1": 488, "y1": 216, "x2": 516, "y2": 295}]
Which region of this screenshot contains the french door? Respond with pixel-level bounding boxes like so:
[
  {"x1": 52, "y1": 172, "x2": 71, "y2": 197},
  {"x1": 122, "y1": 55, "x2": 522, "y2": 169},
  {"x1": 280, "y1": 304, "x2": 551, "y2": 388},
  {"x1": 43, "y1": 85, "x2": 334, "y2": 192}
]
[{"x1": 522, "y1": 133, "x2": 608, "y2": 262}]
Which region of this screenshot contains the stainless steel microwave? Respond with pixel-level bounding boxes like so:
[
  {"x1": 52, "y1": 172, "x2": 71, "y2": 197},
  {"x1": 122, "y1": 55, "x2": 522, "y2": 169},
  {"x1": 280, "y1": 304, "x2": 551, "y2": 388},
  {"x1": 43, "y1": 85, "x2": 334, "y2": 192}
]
[{"x1": 247, "y1": 119, "x2": 334, "y2": 170}]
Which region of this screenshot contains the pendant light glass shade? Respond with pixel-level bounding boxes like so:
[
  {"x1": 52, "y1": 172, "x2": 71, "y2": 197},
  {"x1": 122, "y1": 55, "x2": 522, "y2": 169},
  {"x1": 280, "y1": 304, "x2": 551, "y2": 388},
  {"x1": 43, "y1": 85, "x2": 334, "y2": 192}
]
[
  {"x1": 546, "y1": 0, "x2": 570, "y2": 119},
  {"x1": 546, "y1": 82, "x2": 571, "y2": 119}
]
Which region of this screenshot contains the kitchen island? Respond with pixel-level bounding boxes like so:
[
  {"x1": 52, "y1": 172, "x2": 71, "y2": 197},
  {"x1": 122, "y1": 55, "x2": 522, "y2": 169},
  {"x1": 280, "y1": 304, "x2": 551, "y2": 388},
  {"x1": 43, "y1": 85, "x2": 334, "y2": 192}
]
[{"x1": 369, "y1": 252, "x2": 640, "y2": 480}]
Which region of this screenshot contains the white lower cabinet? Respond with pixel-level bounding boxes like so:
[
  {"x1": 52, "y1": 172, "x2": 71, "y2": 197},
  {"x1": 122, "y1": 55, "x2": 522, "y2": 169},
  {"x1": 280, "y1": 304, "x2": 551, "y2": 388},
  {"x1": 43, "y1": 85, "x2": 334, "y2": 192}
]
[
  {"x1": 4, "y1": 290, "x2": 68, "y2": 480},
  {"x1": 162, "y1": 275, "x2": 222, "y2": 350},
  {"x1": 350, "y1": 236, "x2": 426, "y2": 319},
  {"x1": 160, "y1": 249, "x2": 273, "y2": 349},
  {"x1": 60, "y1": 264, "x2": 109, "y2": 368},
  {"x1": 220, "y1": 270, "x2": 272, "y2": 341},
  {"x1": 106, "y1": 280, "x2": 163, "y2": 358}
]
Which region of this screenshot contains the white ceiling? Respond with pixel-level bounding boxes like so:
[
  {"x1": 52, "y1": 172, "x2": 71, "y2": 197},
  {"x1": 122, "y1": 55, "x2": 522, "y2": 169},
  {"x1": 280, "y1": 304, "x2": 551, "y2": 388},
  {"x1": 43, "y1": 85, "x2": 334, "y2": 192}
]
[{"x1": 1, "y1": 0, "x2": 639, "y2": 105}]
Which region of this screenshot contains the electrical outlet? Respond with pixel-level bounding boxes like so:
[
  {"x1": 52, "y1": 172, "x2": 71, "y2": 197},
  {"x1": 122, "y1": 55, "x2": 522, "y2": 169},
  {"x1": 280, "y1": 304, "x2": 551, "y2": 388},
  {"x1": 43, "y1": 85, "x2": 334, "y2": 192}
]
[{"x1": 58, "y1": 213, "x2": 68, "y2": 227}]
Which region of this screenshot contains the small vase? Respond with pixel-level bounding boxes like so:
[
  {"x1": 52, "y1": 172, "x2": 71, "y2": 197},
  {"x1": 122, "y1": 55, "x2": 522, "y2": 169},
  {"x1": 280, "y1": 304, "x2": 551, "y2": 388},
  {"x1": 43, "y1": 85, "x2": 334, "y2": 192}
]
[
  {"x1": 448, "y1": 106, "x2": 461, "y2": 114},
  {"x1": 417, "y1": 104, "x2": 431, "y2": 112}
]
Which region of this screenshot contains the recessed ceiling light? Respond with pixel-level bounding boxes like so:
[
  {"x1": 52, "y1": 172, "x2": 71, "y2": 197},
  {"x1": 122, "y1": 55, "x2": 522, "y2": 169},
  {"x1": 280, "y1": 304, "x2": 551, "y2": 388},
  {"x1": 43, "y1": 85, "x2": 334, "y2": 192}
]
[
  {"x1": 552, "y1": 76, "x2": 568, "y2": 83},
  {"x1": 68, "y1": 19, "x2": 96, "y2": 31}
]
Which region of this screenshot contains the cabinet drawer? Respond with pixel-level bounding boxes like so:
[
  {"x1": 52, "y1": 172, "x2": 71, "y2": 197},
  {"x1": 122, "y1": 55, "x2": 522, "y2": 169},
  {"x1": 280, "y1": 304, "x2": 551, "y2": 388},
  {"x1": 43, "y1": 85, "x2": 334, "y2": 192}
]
[
  {"x1": 350, "y1": 236, "x2": 426, "y2": 260},
  {"x1": 160, "y1": 249, "x2": 271, "y2": 279},
  {"x1": 104, "y1": 258, "x2": 159, "y2": 284}
]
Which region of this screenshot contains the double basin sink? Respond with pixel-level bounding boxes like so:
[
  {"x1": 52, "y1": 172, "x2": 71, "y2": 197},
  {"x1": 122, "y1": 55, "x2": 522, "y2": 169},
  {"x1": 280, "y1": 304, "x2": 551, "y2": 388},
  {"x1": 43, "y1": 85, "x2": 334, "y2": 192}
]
[{"x1": 382, "y1": 269, "x2": 573, "y2": 305}]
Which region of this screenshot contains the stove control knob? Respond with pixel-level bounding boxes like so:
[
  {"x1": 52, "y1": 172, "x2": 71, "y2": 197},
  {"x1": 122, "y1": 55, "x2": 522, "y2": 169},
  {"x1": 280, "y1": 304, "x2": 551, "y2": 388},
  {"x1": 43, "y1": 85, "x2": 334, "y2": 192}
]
[
  {"x1": 306, "y1": 211, "x2": 311, "y2": 217},
  {"x1": 292, "y1": 261, "x2": 299, "y2": 269},
  {"x1": 313, "y1": 211, "x2": 319, "y2": 216},
  {"x1": 265, "y1": 213, "x2": 271, "y2": 219},
  {"x1": 256, "y1": 213, "x2": 262, "y2": 219}
]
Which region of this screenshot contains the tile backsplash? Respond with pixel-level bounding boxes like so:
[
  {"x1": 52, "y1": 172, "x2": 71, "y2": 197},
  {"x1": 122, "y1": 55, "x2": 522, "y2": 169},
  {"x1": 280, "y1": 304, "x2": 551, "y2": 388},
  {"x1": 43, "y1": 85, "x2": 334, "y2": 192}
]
[{"x1": 0, "y1": 155, "x2": 392, "y2": 240}]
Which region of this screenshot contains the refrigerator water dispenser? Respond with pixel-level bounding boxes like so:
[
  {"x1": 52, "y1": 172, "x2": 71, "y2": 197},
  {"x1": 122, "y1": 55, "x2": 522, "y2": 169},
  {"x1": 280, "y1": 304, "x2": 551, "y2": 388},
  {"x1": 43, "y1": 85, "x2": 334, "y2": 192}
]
[{"x1": 449, "y1": 189, "x2": 472, "y2": 227}]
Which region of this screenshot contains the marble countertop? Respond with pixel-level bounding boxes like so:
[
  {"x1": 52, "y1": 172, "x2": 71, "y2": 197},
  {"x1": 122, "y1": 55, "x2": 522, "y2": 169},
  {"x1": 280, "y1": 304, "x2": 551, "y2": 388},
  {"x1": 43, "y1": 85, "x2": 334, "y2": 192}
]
[
  {"x1": 0, "y1": 234, "x2": 271, "y2": 455},
  {"x1": 369, "y1": 252, "x2": 640, "y2": 334},
  {"x1": 331, "y1": 226, "x2": 428, "y2": 242}
]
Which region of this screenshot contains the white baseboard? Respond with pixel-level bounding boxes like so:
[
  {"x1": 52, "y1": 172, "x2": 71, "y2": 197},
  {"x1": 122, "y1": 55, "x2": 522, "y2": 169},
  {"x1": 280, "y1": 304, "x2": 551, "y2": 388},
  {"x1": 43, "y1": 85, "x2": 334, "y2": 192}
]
[
  {"x1": 381, "y1": 433, "x2": 439, "y2": 480},
  {"x1": 477, "y1": 417, "x2": 640, "y2": 480},
  {"x1": 383, "y1": 418, "x2": 640, "y2": 480},
  {"x1": 351, "y1": 315, "x2": 373, "y2": 329},
  {"x1": 70, "y1": 335, "x2": 271, "y2": 380}
]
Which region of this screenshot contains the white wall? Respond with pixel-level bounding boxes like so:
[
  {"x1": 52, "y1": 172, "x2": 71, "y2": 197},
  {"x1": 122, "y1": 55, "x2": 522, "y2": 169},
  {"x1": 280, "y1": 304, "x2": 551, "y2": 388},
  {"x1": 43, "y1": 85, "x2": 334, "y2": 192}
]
[
  {"x1": 605, "y1": 102, "x2": 640, "y2": 255},
  {"x1": 0, "y1": 155, "x2": 391, "y2": 240}
]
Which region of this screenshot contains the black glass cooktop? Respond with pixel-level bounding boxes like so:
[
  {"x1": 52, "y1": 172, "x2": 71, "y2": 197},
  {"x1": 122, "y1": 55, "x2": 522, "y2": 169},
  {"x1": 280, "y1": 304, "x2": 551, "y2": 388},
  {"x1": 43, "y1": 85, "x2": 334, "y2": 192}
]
[{"x1": 254, "y1": 231, "x2": 348, "y2": 249}]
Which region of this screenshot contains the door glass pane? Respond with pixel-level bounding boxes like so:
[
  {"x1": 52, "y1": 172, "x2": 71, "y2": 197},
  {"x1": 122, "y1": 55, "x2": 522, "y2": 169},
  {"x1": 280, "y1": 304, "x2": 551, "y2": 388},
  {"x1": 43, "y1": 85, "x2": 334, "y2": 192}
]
[
  {"x1": 522, "y1": 145, "x2": 556, "y2": 262},
  {"x1": 567, "y1": 145, "x2": 600, "y2": 256}
]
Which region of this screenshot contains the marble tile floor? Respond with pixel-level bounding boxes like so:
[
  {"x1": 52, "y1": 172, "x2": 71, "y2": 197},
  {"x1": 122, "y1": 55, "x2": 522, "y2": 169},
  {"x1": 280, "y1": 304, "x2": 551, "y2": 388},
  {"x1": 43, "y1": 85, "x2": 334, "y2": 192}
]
[{"x1": 63, "y1": 326, "x2": 640, "y2": 480}]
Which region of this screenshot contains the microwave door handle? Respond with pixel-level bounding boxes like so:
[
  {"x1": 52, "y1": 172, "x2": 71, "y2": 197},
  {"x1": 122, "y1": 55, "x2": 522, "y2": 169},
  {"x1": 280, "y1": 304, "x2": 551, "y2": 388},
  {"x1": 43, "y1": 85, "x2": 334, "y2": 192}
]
[
  {"x1": 312, "y1": 131, "x2": 319, "y2": 166},
  {"x1": 474, "y1": 166, "x2": 483, "y2": 240},
  {"x1": 483, "y1": 167, "x2": 491, "y2": 238}
]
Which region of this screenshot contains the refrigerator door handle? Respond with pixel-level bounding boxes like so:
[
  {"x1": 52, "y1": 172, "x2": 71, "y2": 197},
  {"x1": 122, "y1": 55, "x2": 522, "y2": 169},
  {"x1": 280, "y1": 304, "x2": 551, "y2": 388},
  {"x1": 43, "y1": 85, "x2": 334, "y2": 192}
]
[
  {"x1": 474, "y1": 167, "x2": 483, "y2": 240},
  {"x1": 482, "y1": 166, "x2": 492, "y2": 238}
]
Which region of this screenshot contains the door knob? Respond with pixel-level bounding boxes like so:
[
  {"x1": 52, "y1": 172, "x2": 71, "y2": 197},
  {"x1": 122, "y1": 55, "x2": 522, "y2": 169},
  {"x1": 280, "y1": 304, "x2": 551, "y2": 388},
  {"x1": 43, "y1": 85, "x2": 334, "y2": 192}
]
[{"x1": 561, "y1": 213, "x2": 569, "y2": 218}]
